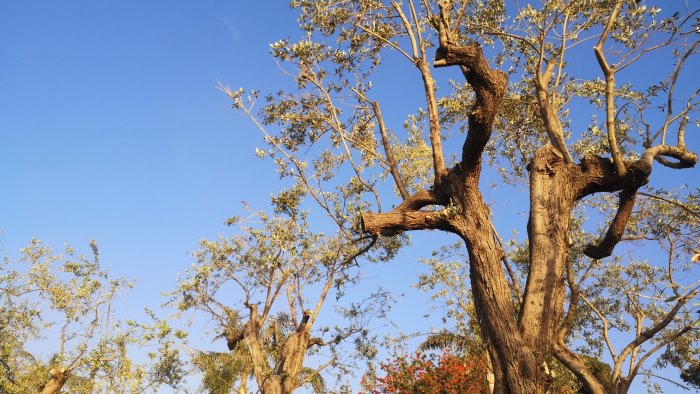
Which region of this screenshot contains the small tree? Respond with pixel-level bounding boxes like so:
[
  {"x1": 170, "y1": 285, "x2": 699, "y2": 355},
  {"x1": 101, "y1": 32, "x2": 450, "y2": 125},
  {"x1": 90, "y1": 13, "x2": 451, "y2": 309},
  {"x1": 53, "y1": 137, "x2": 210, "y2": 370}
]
[
  {"x1": 0, "y1": 240, "x2": 183, "y2": 393},
  {"x1": 174, "y1": 194, "x2": 394, "y2": 394}
]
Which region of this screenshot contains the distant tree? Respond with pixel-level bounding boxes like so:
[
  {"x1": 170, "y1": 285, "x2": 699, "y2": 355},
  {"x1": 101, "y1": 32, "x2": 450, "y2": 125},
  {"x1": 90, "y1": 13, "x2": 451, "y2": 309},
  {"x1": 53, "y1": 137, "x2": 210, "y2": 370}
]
[
  {"x1": 223, "y1": 0, "x2": 700, "y2": 392},
  {"x1": 173, "y1": 192, "x2": 395, "y2": 394},
  {"x1": 0, "y1": 240, "x2": 183, "y2": 394}
]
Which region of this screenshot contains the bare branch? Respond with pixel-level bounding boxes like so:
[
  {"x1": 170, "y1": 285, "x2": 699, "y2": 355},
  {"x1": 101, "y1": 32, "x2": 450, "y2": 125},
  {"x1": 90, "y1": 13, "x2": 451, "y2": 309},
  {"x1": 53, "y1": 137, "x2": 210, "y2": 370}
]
[
  {"x1": 581, "y1": 294, "x2": 617, "y2": 362},
  {"x1": 612, "y1": 288, "x2": 698, "y2": 384},
  {"x1": 661, "y1": 41, "x2": 700, "y2": 145},
  {"x1": 392, "y1": 2, "x2": 419, "y2": 59},
  {"x1": 594, "y1": 0, "x2": 626, "y2": 176},
  {"x1": 352, "y1": 87, "x2": 410, "y2": 200}
]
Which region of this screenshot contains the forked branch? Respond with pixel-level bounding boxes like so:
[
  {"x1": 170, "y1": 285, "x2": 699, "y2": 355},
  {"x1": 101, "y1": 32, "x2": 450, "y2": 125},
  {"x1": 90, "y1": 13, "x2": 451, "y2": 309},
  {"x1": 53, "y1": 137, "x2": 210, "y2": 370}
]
[{"x1": 594, "y1": 0, "x2": 626, "y2": 176}]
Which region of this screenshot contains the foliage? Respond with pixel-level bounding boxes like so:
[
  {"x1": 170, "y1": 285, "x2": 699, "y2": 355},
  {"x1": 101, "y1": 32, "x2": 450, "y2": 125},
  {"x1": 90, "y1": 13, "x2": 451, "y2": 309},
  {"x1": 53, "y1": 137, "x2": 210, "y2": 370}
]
[
  {"x1": 680, "y1": 360, "x2": 700, "y2": 389},
  {"x1": 360, "y1": 351, "x2": 488, "y2": 394},
  {"x1": 173, "y1": 195, "x2": 393, "y2": 393},
  {"x1": 223, "y1": 0, "x2": 700, "y2": 391},
  {"x1": 194, "y1": 348, "x2": 250, "y2": 394},
  {"x1": 0, "y1": 240, "x2": 184, "y2": 393}
]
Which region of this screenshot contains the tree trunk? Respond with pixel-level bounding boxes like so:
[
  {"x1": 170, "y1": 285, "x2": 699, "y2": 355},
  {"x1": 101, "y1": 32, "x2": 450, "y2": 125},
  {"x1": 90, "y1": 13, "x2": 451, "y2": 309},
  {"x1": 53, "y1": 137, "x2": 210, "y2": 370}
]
[
  {"x1": 279, "y1": 331, "x2": 309, "y2": 394},
  {"x1": 238, "y1": 303, "x2": 311, "y2": 394},
  {"x1": 448, "y1": 177, "x2": 543, "y2": 393},
  {"x1": 238, "y1": 373, "x2": 249, "y2": 394},
  {"x1": 361, "y1": 14, "x2": 660, "y2": 389},
  {"x1": 520, "y1": 146, "x2": 575, "y2": 356},
  {"x1": 261, "y1": 376, "x2": 283, "y2": 394},
  {"x1": 39, "y1": 368, "x2": 69, "y2": 394}
]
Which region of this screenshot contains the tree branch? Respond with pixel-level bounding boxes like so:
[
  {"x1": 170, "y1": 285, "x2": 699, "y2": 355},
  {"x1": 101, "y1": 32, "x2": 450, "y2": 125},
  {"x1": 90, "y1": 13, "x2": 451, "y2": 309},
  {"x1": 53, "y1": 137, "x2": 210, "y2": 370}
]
[
  {"x1": 584, "y1": 187, "x2": 638, "y2": 259},
  {"x1": 362, "y1": 208, "x2": 454, "y2": 236},
  {"x1": 594, "y1": 0, "x2": 626, "y2": 176},
  {"x1": 352, "y1": 87, "x2": 410, "y2": 200},
  {"x1": 434, "y1": 6, "x2": 508, "y2": 174},
  {"x1": 612, "y1": 289, "x2": 698, "y2": 384},
  {"x1": 552, "y1": 342, "x2": 607, "y2": 394}
]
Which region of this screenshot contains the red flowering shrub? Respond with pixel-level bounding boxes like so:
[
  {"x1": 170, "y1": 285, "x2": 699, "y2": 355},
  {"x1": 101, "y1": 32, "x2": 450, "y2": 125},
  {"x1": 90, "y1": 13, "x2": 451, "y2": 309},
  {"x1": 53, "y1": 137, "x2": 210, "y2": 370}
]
[{"x1": 361, "y1": 351, "x2": 489, "y2": 394}]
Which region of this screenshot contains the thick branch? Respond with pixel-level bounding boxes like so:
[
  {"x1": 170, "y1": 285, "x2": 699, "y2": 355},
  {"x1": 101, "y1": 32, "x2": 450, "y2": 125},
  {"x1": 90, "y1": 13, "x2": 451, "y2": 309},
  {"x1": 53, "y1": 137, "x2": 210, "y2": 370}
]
[
  {"x1": 362, "y1": 209, "x2": 453, "y2": 236},
  {"x1": 642, "y1": 144, "x2": 698, "y2": 169},
  {"x1": 552, "y1": 342, "x2": 607, "y2": 394},
  {"x1": 584, "y1": 187, "x2": 638, "y2": 259},
  {"x1": 434, "y1": 1, "x2": 507, "y2": 176}
]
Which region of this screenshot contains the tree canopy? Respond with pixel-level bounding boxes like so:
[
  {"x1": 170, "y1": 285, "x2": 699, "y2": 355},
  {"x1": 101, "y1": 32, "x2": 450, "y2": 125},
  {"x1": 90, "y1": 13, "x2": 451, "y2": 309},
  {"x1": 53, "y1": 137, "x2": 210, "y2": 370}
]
[{"x1": 220, "y1": 0, "x2": 700, "y2": 392}]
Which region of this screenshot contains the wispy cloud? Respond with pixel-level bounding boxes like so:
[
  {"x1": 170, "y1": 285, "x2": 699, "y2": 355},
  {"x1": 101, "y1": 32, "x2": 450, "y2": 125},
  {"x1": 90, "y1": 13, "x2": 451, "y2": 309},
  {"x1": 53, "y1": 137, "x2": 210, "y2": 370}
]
[{"x1": 222, "y1": 17, "x2": 240, "y2": 41}]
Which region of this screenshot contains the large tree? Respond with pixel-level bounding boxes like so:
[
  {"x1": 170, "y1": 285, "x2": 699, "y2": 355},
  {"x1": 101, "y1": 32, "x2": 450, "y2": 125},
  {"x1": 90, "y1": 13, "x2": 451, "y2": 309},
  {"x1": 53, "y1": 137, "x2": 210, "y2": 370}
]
[{"x1": 224, "y1": 0, "x2": 699, "y2": 392}]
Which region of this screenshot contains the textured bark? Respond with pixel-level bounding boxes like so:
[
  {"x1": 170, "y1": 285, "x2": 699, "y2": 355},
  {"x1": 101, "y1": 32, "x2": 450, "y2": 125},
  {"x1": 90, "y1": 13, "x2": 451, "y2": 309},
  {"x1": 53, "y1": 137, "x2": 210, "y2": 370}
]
[
  {"x1": 40, "y1": 369, "x2": 69, "y2": 394},
  {"x1": 451, "y1": 184, "x2": 541, "y2": 393},
  {"x1": 552, "y1": 343, "x2": 607, "y2": 394},
  {"x1": 359, "y1": 6, "x2": 697, "y2": 392},
  {"x1": 229, "y1": 304, "x2": 314, "y2": 394},
  {"x1": 520, "y1": 146, "x2": 576, "y2": 353}
]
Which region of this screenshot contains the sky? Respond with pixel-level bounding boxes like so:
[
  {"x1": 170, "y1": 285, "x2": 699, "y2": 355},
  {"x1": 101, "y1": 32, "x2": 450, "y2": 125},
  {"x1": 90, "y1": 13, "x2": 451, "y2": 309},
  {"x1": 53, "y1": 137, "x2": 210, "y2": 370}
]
[
  {"x1": 1, "y1": 2, "x2": 298, "y2": 302},
  {"x1": 0, "y1": 1, "x2": 446, "y2": 390},
  {"x1": 1, "y1": 1, "x2": 699, "y2": 393}
]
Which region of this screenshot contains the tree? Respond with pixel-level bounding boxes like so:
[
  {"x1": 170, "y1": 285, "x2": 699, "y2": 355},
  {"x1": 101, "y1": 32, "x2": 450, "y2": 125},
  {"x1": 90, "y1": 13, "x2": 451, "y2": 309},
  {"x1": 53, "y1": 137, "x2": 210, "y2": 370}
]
[
  {"x1": 193, "y1": 346, "x2": 252, "y2": 394},
  {"x1": 223, "y1": 0, "x2": 700, "y2": 392},
  {"x1": 0, "y1": 240, "x2": 184, "y2": 393},
  {"x1": 173, "y1": 197, "x2": 395, "y2": 394},
  {"x1": 360, "y1": 351, "x2": 488, "y2": 394}
]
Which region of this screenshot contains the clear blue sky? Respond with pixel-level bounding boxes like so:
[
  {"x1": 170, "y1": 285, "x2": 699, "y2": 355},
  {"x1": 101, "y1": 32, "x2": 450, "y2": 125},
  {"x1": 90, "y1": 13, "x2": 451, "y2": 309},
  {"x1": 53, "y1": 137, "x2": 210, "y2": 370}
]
[
  {"x1": 1, "y1": 2, "x2": 299, "y2": 300},
  {"x1": 1, "y1": 1, "x2": 698, "y2": 392}
]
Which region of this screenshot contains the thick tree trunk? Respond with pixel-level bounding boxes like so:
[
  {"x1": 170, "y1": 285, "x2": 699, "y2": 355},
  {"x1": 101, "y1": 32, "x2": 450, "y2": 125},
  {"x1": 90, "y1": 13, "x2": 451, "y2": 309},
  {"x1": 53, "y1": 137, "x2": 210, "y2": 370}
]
[
  {"x1": 448, "y1": 178, "x2": 543, "y2": 393},
  {"x1": 520, "y1": 146, "x2": 575, "y2": 354},
  {"x1": 261, "y1": 376, "x2": 283, "y2": 394},
  {"x1": 361, "y1": 9, "x2": 671, "y2": 389},
  {"x1": 279, "y1": 331, "x2": 309, "y2": 394},
  {"x1": 39, "y1": 369, "x2": 69, "y2": 394}
]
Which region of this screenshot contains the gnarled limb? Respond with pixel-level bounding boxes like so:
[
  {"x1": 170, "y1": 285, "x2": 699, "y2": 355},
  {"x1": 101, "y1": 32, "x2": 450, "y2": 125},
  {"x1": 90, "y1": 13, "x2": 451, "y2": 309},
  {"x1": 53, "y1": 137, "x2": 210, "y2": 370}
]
[
  {"x1": 643, "y1": 144, "x2": 698, "y2": 169},
  {"x1": 434, "y1": 2, "x2": 507, "y2": 175},
  {"x1": 584, "y1": 187, "x2": 639, "y2": 260},
  {"x1": 360, "y1": 189, "x2": 448, "y2": 235}
]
